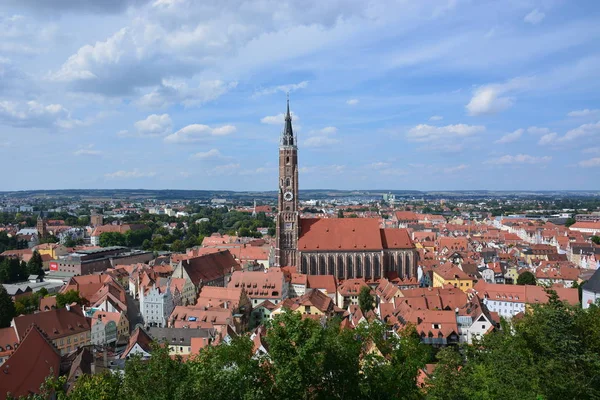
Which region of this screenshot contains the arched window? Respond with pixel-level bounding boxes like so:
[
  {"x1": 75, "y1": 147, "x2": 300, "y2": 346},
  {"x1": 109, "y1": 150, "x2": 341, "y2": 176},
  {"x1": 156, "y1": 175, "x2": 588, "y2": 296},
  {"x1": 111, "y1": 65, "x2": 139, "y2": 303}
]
[
  {"x1": 310, "y1": 256, "x2": 317, "y2": 275},
  {"x1": 397, "y1": 254, "x2": 404, "y2": 277},
  {"x1": 328, "y1": 255, "x2": 335, "y2": 275},
  {"x1": 356, "y1": 256, "x2": 362, "y2": 278},
  {"x1": 319, "y1": 255, "x2": 326, "y2": 275},
  {"x1": 286, "y1": 178, "x2": 291, "y2": 187},
  {"x1": 365, "y1": 257, "x2": 371, "y2": 279},
  {"x1": 337, "y1": 255, "x2": 344, "y2": 278},
  {"x1": 301, "y1": 256, "x2": 308, "y2": 274},
  {"x1": 374, "y1": 256, "x2": 380, "y2": 278},
  {"x1": 346, "y1": 255, "x2": 353, "y2": 278}
]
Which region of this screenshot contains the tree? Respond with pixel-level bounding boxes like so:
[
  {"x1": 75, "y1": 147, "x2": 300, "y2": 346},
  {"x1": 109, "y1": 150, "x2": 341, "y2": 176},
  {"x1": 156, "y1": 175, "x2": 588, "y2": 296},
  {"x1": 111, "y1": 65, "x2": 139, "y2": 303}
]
[
  {"x1": 337, "y1": 209, "x2": 344, "y2": 218},
  {"x1": 517, "y1": 271, "x2": 537, "y2": 286},
  {"x1": 592, "y1": 235, "x2": 600, "y2": 245},
  {"x1": 27, "y1": 250, "x2": 45, "y2": 277},
  {"x1": 565, "y1": 217, "x2": 576, "y2": 227},
  {"x1": 0, "y1": 285, "x2": 15, "y2": 328},
  {"x1": 99, "y1": 232, "x2": 126, "y2": 247},
  {"x1": 56, "y1": 290, "x2": 83, "y2": 308},
  {"x1": 358, "y1": 285, "x2": 375, "y2": 314},
  {"x1": 170, "y1": 240, "x2": 185, "y2": 253}
]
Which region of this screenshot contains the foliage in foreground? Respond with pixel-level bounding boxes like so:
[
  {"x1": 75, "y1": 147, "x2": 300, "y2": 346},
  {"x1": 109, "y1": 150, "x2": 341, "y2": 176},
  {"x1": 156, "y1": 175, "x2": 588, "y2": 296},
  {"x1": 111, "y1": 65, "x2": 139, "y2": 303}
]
[{"x1": 13, "y1": 298, "x2": 600, "y2": 400}]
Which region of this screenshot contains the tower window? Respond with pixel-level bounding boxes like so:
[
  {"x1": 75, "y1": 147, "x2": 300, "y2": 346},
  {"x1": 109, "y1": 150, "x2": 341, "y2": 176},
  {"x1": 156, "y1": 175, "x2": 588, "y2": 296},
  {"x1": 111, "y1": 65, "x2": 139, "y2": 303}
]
[
  {"x1": 286, "y1": 156, "x2": 290, "y2": 164},
  {"x1": 285, "y1": 178, "x2": 290, "y2": 187},
  {"x1": 286, "y1": 206, "x2": 290, "y2": 211}
]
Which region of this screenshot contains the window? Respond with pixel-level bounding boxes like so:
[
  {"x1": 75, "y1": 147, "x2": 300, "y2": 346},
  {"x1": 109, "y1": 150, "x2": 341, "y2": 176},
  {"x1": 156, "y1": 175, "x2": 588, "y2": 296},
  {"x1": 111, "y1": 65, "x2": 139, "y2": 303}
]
[
  {"x1": 304, "y1": 306, "x2": 311, "y2": 314},
  {"x1": 482, "y1": 325, "x2": 486, "y2": 329}
]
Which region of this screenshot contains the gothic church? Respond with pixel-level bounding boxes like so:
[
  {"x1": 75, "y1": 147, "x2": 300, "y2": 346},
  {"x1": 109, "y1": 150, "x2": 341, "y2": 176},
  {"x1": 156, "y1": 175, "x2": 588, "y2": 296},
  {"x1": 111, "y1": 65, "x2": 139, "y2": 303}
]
[{"x1": 275, "y1": 100, "x2": 418, "y2": 281}]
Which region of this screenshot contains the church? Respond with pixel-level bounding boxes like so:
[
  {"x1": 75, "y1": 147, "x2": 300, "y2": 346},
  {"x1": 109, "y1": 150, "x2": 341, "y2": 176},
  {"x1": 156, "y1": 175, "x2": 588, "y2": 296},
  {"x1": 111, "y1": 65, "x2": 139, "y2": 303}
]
[{"x1": 274, "y1": 100, "x2": 418, "y2": 281}]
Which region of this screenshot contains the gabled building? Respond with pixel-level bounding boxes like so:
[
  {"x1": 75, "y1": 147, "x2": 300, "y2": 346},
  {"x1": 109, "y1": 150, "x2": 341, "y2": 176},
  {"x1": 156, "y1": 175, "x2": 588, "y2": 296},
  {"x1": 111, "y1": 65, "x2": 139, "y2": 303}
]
[
  {"x1": 228, "y1": 270, "x2": 288, "y2": 307},
  {"x1": 12, "y1": 305, "x2": 91, "y2": 355},
  {"x1": 121, "y1": 327, "x2": 153, "y2": 360},
  {"x1": 582, "y1": 268, "x2": 600, "y2": 309},
  {"x1": 172, "y1": 250, "x2": 240, "y2": 304},
  {"x1": 0, "y1": 326, "x2": 61, "y2": 400}
]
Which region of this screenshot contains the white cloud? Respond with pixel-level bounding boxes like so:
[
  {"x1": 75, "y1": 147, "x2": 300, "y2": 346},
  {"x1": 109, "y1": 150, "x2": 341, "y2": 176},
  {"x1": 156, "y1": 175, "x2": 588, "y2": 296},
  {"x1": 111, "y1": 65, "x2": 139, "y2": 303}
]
[
  {"x1": 304, "y1": 136, "x2": 340, "y2": 147},
  {"x1": 367, "y1": 162, "x2": 390, "y2": 169},
  {"x1": 406, "y1": 123, "x2": 485, "y2": 142},
  {"x1": 105, "y1": 169, "x2": 156, "y2": 179},
  {"x1": 568, "y1": 109, "x2": 600, "y2": 117},
  {"x1": 583, "y1": 147, "x2": 600, "y2": 154},
  {"x1": 538, "y1": 133, "x2": 558, "y2": 145},
  {"x1": 429, "y1": 115, "x2": 443, "y2": 121},
  {"x1": 304, "y1": 126, "x2": 339, "y2": 148},
  {"x1": 254, "y1": 81, "x2": 308, "y2": 96},
  {"x1": 443, "y1": 164, "x2": 468, "y2": 173},
  {"x1": 346, "y1": 99, "x2": 359, "y2": 106},
  {"x1": 527, "y1": 126, "x2": 551, "y2": 135},
  {"x1": 579, "y1": 157, "x2": 600, "y2": 168},
  {"x1": 136, "y1": 79, "x2": 237, "y2": 109},
  {"x1": 191, "y1": 149, "x2": 223, "y2": 160},
  {"x1": 495, "y1": 128, "x2": 523, "y2": 144},
  {"x1": 74, "y1": 145, "x2": 101, "y2": 156},
  {"x1": 466, "y1": 77, "x2": 532, "y2": 116},
  {"x1": 260, "y1": 112, "x2": 299, "y2": 125},
  {"x1": 132, "y1": 113, "x2": 172, "y2": 137},
  {"x1": 524, "y1": 9, "x2": 545, "y2": 25},
  {"x1": 486, "y1": 154, "x2": 552, "y2": 165},
  {"x1": 539, "y1": 121, "x2": 600, "y2": 145},
  {"x1": 206, "y1": 163, "x2": 241, "y2": 176},
  {"x1": 164, "y1": 124, "x2": 236, "y2": 143},
  {"x1": 0, "y1": 100, "x2": 69, "y2": 128}
]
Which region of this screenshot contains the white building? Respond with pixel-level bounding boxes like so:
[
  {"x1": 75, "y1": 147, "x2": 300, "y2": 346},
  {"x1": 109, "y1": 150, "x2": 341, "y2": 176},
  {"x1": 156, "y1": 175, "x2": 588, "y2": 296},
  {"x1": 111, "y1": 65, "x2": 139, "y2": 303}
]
[
  {"x1": 140, "y1": 281, "x2": 174, "y2": 328},
  {"x1": 582, "y1": 269, "x2": 600, "y2": 309}
]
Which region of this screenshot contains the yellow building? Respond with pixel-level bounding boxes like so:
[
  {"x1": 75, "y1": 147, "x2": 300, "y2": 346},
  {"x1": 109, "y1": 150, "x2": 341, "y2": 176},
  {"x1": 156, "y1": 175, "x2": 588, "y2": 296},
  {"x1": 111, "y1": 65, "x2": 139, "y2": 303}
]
[
  {"x1": 504, "y1": 266, "x2": 519, "y2": 284},
  {"x1": 270, "y1": 289, "x2": 344, "y2": 319},
  {"x1": 432, "y1": 263, "x2": 474, "y2": 293},
  {"x1": 35, "y1": 243, "x2": 68, "y2": 259},
  {"x1": 12, "y1": 305, "x2": 91, "y2": 356}
]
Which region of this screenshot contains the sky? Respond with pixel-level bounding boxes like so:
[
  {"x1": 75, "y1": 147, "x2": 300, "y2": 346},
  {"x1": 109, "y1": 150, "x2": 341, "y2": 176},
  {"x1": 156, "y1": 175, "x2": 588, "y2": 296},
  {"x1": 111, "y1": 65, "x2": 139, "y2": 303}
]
[{"x1": 1, "y1": 0, "x2": 599, "y2": 191}]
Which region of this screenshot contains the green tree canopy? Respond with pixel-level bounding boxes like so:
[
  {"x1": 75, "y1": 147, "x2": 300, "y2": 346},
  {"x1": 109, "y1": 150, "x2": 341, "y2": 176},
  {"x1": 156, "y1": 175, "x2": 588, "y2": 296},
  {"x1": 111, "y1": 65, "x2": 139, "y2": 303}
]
[
  {"x1": 56, "y1": 290, "x2": 83, "y2": 308},
  {"x1": 517, "y1": 270, "x2": 537, "y2": 285},
  {"x1": 358, "y1": 285, "x2": 375, "y2": 314},
  {"x1": 27, "y1": 250, "x2": 45, "y2": 277},
  {"x1": 0, "y1": 285, "x2": 15, "y2": 328}
]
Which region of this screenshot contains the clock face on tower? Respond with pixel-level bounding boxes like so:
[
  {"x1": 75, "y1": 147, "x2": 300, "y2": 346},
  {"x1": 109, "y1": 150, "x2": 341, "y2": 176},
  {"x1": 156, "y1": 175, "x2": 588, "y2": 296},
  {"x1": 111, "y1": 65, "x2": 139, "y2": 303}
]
[{"x1": 283, "y1": 191, "x2": 294, "y2": 201}]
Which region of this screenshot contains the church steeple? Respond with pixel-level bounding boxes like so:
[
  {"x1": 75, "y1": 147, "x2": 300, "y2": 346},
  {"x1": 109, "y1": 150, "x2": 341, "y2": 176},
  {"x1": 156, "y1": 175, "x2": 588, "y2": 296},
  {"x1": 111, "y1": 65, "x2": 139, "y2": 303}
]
[
  {"x1": 275, "y1": 95, "x2": 299, "y2": 267},
  {"x1": 282, "y1": 94, "x2": 295, "y2": 147}
]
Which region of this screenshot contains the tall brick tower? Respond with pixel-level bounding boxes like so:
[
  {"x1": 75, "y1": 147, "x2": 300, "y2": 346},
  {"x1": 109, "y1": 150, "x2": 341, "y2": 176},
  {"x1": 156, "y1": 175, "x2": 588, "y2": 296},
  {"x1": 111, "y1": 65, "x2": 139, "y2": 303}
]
[{"x1": 275, "y1": 96, "x2": 299, "y2": 267}]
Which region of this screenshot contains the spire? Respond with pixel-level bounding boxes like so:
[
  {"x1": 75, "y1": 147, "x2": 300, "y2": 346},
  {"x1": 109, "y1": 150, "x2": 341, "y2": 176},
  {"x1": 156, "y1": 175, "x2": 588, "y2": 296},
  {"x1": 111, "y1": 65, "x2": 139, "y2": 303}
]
[{"x1": 282, "y1": 93, "x2": 294, "y2": 146}]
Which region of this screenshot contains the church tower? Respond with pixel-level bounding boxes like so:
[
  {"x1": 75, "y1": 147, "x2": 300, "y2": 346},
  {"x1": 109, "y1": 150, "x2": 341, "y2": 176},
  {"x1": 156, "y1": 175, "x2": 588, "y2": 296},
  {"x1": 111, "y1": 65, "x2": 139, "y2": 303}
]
[
  {"x1": 37, "y1": 215, "x2": 47, "y2": 239},
  {"x1": 275, "y1": 97, "x2": 299, "y2": 267}
]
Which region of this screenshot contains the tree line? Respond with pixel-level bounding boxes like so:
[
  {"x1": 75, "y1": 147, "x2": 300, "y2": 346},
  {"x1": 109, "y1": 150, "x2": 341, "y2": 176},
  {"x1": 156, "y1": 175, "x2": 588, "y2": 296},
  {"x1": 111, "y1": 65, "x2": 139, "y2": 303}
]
[{"x1": 10, "y1": 294, "x2": 600, "y2": 400}]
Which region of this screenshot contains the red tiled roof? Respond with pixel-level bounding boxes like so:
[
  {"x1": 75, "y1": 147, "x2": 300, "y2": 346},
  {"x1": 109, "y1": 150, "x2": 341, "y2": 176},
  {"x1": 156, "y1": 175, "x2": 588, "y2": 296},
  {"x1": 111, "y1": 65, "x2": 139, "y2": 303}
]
[
  {"x1": 13, "y1": 305, "x2": 91, "y2": 341},
  {"x1": 0, "y1": 325, "x2": 60, "y2": 400},
  {"x1": 120, "y1": 327, "x2": 153, "y2": 359},
  {"x1": 182, "y1": 250, "x2": 240, "y2": 286},
  {"x1": 395, "y1": 211, "x2": 419, "y2": 221},
  {"x1": 299, "y1": 218, "x2": 383, "y2": 251},
  {"x1": 298, "y1": 218, "x2": 414, "y2": 251},
  {"x1": 380, "y1": 228, "x2": 414, "y2": 249},
  {"x1": 0, "y1": 327, "x2": 18, "y2": 359},
  {"x1": 307, "y1": 275, "x2": 337, "y2": 294}
]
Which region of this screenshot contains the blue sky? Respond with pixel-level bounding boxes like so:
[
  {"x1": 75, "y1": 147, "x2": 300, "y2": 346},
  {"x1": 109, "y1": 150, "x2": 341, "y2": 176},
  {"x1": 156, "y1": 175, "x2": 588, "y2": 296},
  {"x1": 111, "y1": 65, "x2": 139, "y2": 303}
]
[{"x1": 0, "y1": 0, "x2": 599, "y2": 191}]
